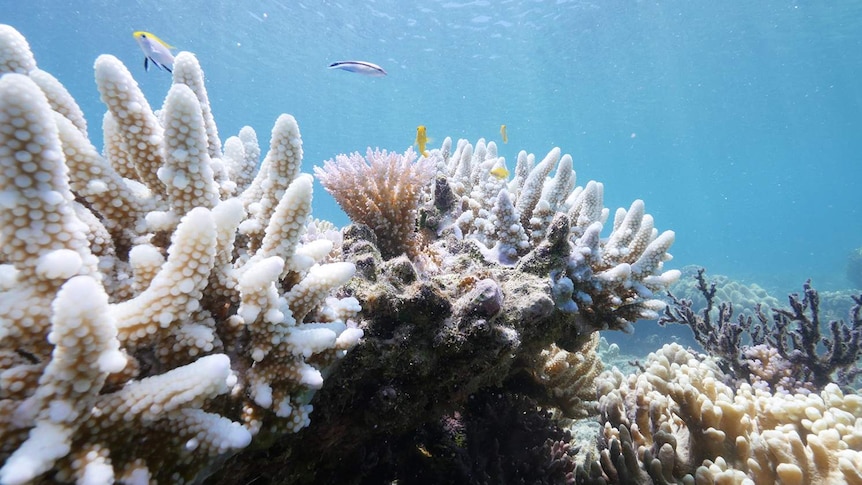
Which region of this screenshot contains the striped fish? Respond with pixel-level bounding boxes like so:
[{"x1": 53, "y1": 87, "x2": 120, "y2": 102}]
[{"x1": 328, "y1": 61, "x2": 387, "y2": 77}]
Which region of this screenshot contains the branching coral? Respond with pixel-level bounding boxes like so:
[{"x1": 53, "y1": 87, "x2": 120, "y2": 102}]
[
  {"x1": 669, "y1": 265, "x2": 781, "y2": 321},
  {"x1": 315, "y1": 147, "x2": 435, "y2": 259},
  {"x1": 660, "y1": 268, "x2": 862, "y2": 391},
  {"x1": 771, "y1": 281, "x2": 862, "y2": 388},
  {"x1": 417, "y1": 137, "x2": 680, "y2": 334},
  {"x1": 208, "y1": 136, "x2": 681, "y2": 484},
  {"x1": 2, "y1": 20, "x2": 685, "y2": 485},
  {"x1": 0, "y1": 24, "x2": 361, "y2": 483}
]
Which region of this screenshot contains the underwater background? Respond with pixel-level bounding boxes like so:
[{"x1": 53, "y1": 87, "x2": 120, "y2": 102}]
[{"x1": 5, "y1": 1, "x2": 861, "y2": 347}]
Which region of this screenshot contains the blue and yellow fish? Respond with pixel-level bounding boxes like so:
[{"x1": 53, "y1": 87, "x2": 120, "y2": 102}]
[
  {"x1": 133, "y1": 31, "x2": 175, "y2": 72},
  {"x1": 500, "y1": 124, "x2": 508, "y2": 144}
]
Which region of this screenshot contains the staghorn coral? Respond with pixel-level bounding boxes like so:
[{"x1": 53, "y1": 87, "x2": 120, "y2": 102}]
[
  {"x1": 661, "y1": 268, "x2": 862, "y2": 391},
  {"x1": 0, "y1": 25, "x2": 361, "y2": 483},
  {"x1": 418, "y1": 137, "x2": 679, "y2": 334},
  {"x1": 669, "y1": 265, "x2": 781, "y2": 321},
  {"x1": 589, "y1": 343, "x2": 862, "y2": 485},
  {"x1": 314, "y1": 147, "x2": 435, "y2": 259}
]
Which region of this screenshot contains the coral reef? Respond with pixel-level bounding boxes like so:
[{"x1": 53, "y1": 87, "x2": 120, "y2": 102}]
[
  {"x1": 526, "y1": 332, "x2": 604, "y2": 419},
  {"x1": 660, "y1": 268, "x2": 862, "y2": 390},
  {"x1": 669, "y1": 265, "x2": 780, "y2": 321},
  {"x1": 322, "y1": 136, "x2": 679, "y2": 334},
  {"x1": 195, "y1": 129, "x2": 679, "y2": 485},
  {"x1": 206, "y1": 136, "x2": 679, "y2": 484},
  {"x1": 572, "y1": 273, "x2": 862, "y2": 485},
  {"x1": 2, "y1": 21, "x2": 683, "y2": 485},
  {"x1": 0, "y1": 24, "x2": 361, "y2": 483},
  {"x1": 589, "y1": 343, "x2": 862, "y2": 484}
]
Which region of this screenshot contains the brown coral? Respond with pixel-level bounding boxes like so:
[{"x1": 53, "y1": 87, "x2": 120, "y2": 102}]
[{"x1": 314, "y1": 147, "x2": 435, "y2": 259}]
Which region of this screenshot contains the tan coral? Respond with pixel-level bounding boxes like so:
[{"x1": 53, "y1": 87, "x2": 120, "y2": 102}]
[
  {"x1": 94, "y1": 54, "x2": 167, "y2": 197},
  {"x1": 596, "y1": 343, "x2": 862, "y2": 484},
  {"x1": 314, "y1": 146, "x2": 436, "y2": 259},
  {"x1": 531, "y1": 332, "x2": 603, "y2": 419}
]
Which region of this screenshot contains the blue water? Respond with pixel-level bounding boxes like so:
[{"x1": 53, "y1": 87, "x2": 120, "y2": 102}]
[{"x1": 5, "y1": 1, "x2": 862, "y2": 295}]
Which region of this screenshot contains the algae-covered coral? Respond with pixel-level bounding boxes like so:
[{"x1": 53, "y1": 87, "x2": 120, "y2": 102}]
[
  {"x1": 214, "y1": 130, "x2": 680, "y2": 483},
  {"x1": 0, "y1": 24, "x2": 361, "y2": 483}
]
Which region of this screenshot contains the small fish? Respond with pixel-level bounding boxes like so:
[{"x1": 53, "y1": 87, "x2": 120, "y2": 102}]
[
  {"x1": 328, "y1": 61, "x2": 387, "y2": 77},
  {"x1": 490, "y1": 166, "x2": 509, "y2": 179},
  {"x1": 417, "y1": 444, "x2": 432, "y2": 458},
  {"x1": 500, "y1": 124, "x2": 508, "y2": 143},
  {"x1": 415, "y1": 125, "x2": 429, "y2": 156},
  {"x1": 133, "y1": 31, "x2": 175, "y2": 72}
]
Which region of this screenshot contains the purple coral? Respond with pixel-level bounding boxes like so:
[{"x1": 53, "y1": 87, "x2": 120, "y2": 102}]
[
  {"x1": 770, "y1": 280, "x2": 862, "y2": 388},
  {"x1": 314, "y1": 147, "x2": 435, "y2": 259},
  {"x1": 660, "y1": 268, "x2": 862, "y2": 390}
]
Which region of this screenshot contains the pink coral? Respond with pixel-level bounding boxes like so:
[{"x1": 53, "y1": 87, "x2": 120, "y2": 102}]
[{"x1": 315, "y1": 147, "x2": 434, "y2": 259}]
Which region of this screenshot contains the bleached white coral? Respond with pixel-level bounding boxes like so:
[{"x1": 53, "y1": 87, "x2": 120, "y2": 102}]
[
  {"x1": 425, "y1": 137, "x2": 679, "y2": 332},
  {"x1": 95, "y1": 54, "x2": 167, "y2": 198},
  {"x1": 112, "y1": 207, "x2": 217, "y2": 347},
  {"x1": 159, "y1": 83, "x2": 220, "y2": 216},
  {"x1": 0, "y1": 24, "x2": 35, "y2": 74},
  {"x1": 0, "y1": 25, "x2": 361, "y2": 483}
]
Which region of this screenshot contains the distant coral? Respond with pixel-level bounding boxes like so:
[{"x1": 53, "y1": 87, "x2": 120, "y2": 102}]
[
  {"x1": 849, "y1": 246, "x2": 862, "y2": 289},
  {"x1": 660, "y1": 268, "x2": 862, "y2": 391},
  {"x1": 669, "y1": 265, "x2": 780, "y2": 320},
  {"x1": 315, "y1": 147, "x2": 435, "y2": 259}
]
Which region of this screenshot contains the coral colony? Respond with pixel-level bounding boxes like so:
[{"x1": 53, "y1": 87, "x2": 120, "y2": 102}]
[
  {"x1": 1, "y1": 23, "x2": 861, "y2": 485},
  {"x1": 0, "y1": 25, "x2": 361, "y2": 484}
]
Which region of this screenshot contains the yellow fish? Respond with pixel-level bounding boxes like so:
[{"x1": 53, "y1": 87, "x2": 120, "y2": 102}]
[
  {"x1": 417, "y1": 444, "x2": 432, "y2": 458},
  {"x1": 500, "y1": 124, "x2": 508, "y2": 144},
  {"x1": 416, "y1": 125, "x2": 429, "y2": 156},
  {"x1": 490, "y1": 166, "x2": 509, "y2": 179},
  {"x1": 133, "y1": 31, "x2": 175, "y2": 72}
]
